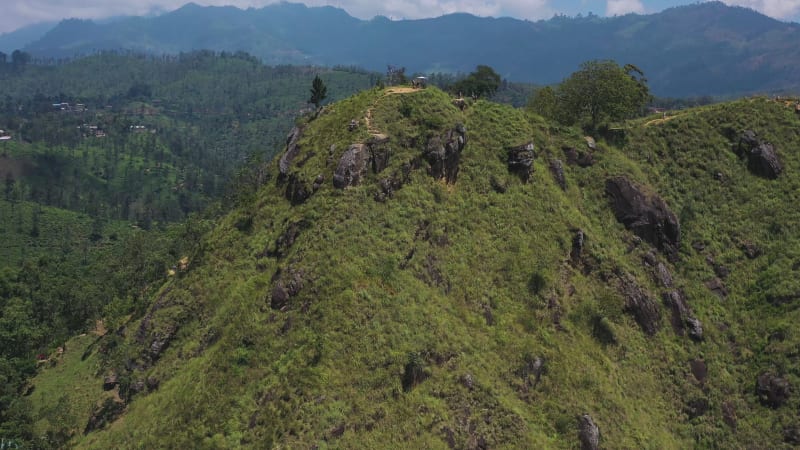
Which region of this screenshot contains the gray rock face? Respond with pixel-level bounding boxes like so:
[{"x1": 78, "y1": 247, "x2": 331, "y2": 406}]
[
  {"x1": 279, "y1": 126, "x2": 303, "y2": 177},
  {"x1": 738, "y1": 130, "x2": 782, "y2": 179},
  {"x1": 284, "y1": 173, "x2": 312, "y2": 205},
  {"x1": 333, "y1": 144, "x2": 371, "y2": 189},
  {"x1": 757, "y1": 373, "x2": 791, "y2": 408},
  {"x1": 368, "y1": 134, "x2": 392, "y2": 174},
  {"x1": 705, "y1": 277, "x2": 728, "y2": 299},
  {"x1": 425, "y1": 124, "x2": 467, "y2": 183},
  {"x1": 333, "y1": 136, "x2": 393, "y2": 189},
  {"x1": 270, "y1": 267, "x2": 305, "y2": 311},
  {"x1": 690, "y1": 359, "x2": 708, "y2": 384},
  {"x1": 663, "y1": 290, "x2": 703, "y2": 340},
  {"x1": 507, "y1": 142, "x2": 535, "y2": 182},
  {"x1": 103, "y1": 373, "x2": 119, "y2": 391},
  {"x1": 578, "y1": 414, "x2": 600, "y2": 450},
  {"x1": 563, "y1": 146, "x2": 595, "y2": 167},
  {"x1": 550, "y1": 159, "x2": 566, "y2": 190},
  {"x1": 605, "y1": 177, "x2": 681, "y2": 261},
  {"x1": 621, "y1": 274, "x2": 661, "y2": 336},
  {"x1": 749, "y1": 142, "x2": 782, "y2": 179}
]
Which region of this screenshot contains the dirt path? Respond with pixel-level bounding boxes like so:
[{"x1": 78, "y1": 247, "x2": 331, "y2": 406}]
[{"x1": 644, "y1": 115, "x2": 680, "y2": 127}]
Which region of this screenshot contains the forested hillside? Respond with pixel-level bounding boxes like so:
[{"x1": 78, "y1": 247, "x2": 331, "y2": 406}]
[
  {"x1": 13, "y1": 1, "x2": 800, "y2": 96},
  {"x1": 16, "y1": 84, "x2": 800, "y2": 448},
  {"x1": 0, "y1": 52, "x2": 377, "y2": 441}
]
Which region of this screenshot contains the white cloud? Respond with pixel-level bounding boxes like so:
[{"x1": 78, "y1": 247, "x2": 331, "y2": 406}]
[
  {"x1": 718, "y1": 0, "x2": 800, "y2": 20},
  {"x1": 605, "y1": 0, "x2": 644, "y2": 16}
]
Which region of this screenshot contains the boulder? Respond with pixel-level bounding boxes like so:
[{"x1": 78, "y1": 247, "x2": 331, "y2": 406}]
[
  {"x1": 278, "y1": 126, "x2": 303, "y2": 178},
  {"x1": 620, "y1": 274, "x2": 661, "y2": 336},
  {"x1": 605, "y1": 177, "x2": 681, "y2": 261},
  {"x1": 737, "y1": 130, "x2": 782, "y2": 179},
  {"x1": 425, "y1": 125, "x2": 467, "y2": 183},
  {"x1": 103, "y1": 373, "x2": 119, "y2": 391},
  {"x1": 284, "y1": 173, "x2": 312, "y2": 205},
  {"x1": 266, "y1": 220, "x2": 309, "y2": 259},
  {"x1": 270, "y1": 267, "x2": 305, "y2": 311},
  {"x1": 333, "y1": 144, "x2": 371, "y2": 189},
  {"x1": 748, "y1": 142, "x2": 782, "y2": 179},
  {"x1": 570, "y1": 229, "x2": 586, "y2": 264},
  {"x1": 690, "y1": 359, "x2": 708, "y2": 384},
  {"x1": 563, "y1": 146, "x2": 595, "y2": 167},
  {"x1": 578, "y1": 414, "x2": 600, "y2": 450},
  {"x1": 549, "y1": 159, "x2": 566, "y2": 190},
  {"x1": 663, "y1": 290, "x2": 703, "y2": 340},
  {"x1": 507, "y1": 142, "x2": 535, "y2": 182},
  {"x1": 368, "y1": 135, "x2": 392, "y2": 174},
  {"x1": 722, "y1": 401, "x2": 737, "y2": 429},
  {"x1": 685, "y1": 397, "x2": 710, "y2": 419},
  {"x1": 785, "y1": 425, "x2": 800, "y2": 445},
  {"x1": 374, "y1": 161, "x2": 417, "y2": 202},
  {"x1": 705, "y1": 278, "x2": 728, "y2": 300},
  {"x1": 756, "y1": 373, "x2": 791, "y2": 408}
]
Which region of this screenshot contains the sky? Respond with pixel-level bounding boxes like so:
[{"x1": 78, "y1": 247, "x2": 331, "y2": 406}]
[{"x1": 1, "y1": 0, "x2": 799, "y2": 34}]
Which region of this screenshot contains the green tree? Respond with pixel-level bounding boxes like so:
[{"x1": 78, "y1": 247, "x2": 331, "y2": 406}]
[
  {"x1": 309, "y1": 75, "x2": 328, "y2": 109},
  {"x1": 556, "y1": 60, "x2": 650, "y2": 129},
  {"x1": 527, "y1": 86, "x2": 558, "y2": 120},
  {"x1": 452, "y1": 65, "x2": 502, "y2": 98},
  {"x1": 10, "y1": 50, "x2": 30, "y2": 67}
]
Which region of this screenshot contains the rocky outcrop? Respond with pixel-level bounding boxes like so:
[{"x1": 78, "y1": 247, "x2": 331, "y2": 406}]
[
  {"x1": 278, "y1": 126, "x2": 303, "y2": 178},
  {"x1": 549, "y1": 159, "x2": 566, "y2": 190},
  {"x1": 270, "y1": 267, "x2": 305, "y2": 311},
  {"x1": 756, "y1": 373, "x2": 791, "y2": 408},
  {"x1": 605, "y1": 177, "x2": 681, "y2": 261},
  {"x1": 284, "y1": 173, "x2": 312, "y2": 205},
  {"x1": 737, "y1": 130, "x2": 782, "y2": 179},
  {"x1": 620, "y1": 274, "x2": 661, "y2": 336},
  {"x1": 685, "y1": 397, "x2": 710, "y2": 419},
  {"x1": 663, "y1": 290, "x2": 703, "y2": 341},
  {"x1": 722, "y1": 401, "x2": 737, "y2": 429},
  {"x1": 705, "y1": 278, "x2": 728, "y2": 299},
  {"x1": 369, "y1": 134, "x2": 392, "y2": 174},
  {"x1": 563, "y1": 146, "x2": 595, "y2": 167},
  {"x1": 333, "y1": 135, "x2": 393, "y2": 189},
  {"x1": 333, "y1": 144, "x2": 371, "y2": 189},
  {"x1": 507, "y1": 142, "x2": 535, "y2": 182},
  {"x1": 265, "y1": 220, "x2": 310, "y2": 259},
  {"x1": 690, "y1": 359, "x2": 707, "y2": 384},
  {"x1": 84, "y1": 398, "x2": 126, "y2": 434},
  {"x1": 425, "y1": 125, "x2": 466, "y2": 183},
  {"x1": 578, "y1": 414, "x2": 600, "y2": 450},
  {"x1": 103, "y1": 373, "x2": 119, "y2": 391},
  {"x1": 570, "y1": 229, "x2": 586, "y2": 265}
]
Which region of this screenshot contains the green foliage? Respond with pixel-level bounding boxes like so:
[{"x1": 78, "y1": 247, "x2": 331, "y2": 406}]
[
  {"x1": 309, "y1": 75, "x2": 328, "y2": 109},
  {"x1": 14, "y1": 83, "x2": 800, "y2": 450},
  {"x1": 450, "y1": 65, "x2": 501, "y2": 98},
  {"x1": 531, "y1": 60, "x2": 651, "y2": 130}
]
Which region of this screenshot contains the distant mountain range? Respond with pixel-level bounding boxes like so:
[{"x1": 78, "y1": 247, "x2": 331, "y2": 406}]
[{"x1": 5, "y1": 1, "x2": 800, "y2": 97}]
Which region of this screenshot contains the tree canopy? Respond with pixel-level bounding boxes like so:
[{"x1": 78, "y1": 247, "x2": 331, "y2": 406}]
[
  {"x1": 451, "y1": 65, "x2": 501, "y2": 98},
  {"x1": 309, "y1": 74, "x2": 328, "y2": 108},
  {"x1": 528, "y1": 60, "x2": 650, "y2": 129}
]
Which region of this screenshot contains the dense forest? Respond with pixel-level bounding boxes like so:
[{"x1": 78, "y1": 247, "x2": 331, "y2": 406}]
[{"x1": 0, "y1": 52, "x2": 380, "y2": 440}]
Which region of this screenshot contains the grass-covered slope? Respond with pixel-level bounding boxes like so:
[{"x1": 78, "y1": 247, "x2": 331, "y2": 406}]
[{"x1": 28, "y1": 88, "x2": 800, "y2": 448}]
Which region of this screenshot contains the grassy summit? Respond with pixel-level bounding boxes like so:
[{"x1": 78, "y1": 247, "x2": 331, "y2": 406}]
[{"x1": 28, "y1": 87, "x2": 800, "y2": 448}]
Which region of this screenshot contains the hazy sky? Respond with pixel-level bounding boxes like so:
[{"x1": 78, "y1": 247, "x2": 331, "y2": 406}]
[{"x1": 1, "y1": 0, "x2": 799, "y2": 34}]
